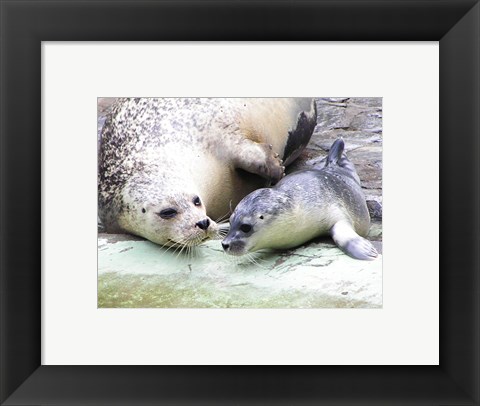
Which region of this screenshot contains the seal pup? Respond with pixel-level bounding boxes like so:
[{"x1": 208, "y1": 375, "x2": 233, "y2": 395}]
[
  {"x1": 98, "y1": 98, "x2": 317, "y2": 247},
  {"x1": 221, "y1": 138, "x2": 378, "y2": 260}
]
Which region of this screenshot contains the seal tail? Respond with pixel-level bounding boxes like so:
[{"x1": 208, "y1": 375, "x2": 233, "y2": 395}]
[{"x1": 325, "y1": 138, "x2": 345, "y2": 167}]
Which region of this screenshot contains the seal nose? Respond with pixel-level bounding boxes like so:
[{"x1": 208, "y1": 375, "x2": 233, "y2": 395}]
[
  {"x1": 221, "y1": 242, "x2": 229, "y2": 251},
  {"x1": 195, "y1": 218, "x2": 210, "y2": 230}
]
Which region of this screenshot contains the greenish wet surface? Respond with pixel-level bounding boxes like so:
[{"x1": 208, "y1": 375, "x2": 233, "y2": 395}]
[
  {"x1": 98, "y1": 272, "x2": 375, "y2": 308},
  {"x1": 98, "y1": 229, "x2": 382, "y2": 309}
]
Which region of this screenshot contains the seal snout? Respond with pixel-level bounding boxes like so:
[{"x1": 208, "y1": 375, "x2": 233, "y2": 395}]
[
  {"x1": 221, "y1": 242, "x2": 230, "y2": 250},
  {"x1": 221, "y1": 235, "x2": 232, "y2": 252},
  {"x1": 195, "y1": 218, "x2": 210, "y2": 230},
  {"x1": 221, "y1": 235, "x2": 246, "y2": 256}
]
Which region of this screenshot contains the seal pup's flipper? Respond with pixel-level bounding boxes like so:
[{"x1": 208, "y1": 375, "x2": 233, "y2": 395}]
[
  {"x1": 330, "y1": 221, "x2": 378, "y2": 260},
  {"x1": 325, "y1": 138, "x2": 345, "y2": 167},
  {"x1": 325, "y1": 138, "x2": 361, "y2": 185}
]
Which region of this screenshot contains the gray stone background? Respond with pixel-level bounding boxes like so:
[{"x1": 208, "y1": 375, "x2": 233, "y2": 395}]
[
  {"x1": 97, "y1": 98, "x2": 382, "y2": 308},
  {"x1": 289, "y1": 97, "x2": 382, "y2": 221}
]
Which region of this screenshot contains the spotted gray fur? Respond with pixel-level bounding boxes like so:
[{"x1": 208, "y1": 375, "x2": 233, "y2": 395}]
[{"x1": 98, "y1": 98, "x2": 316, "y2": 246}]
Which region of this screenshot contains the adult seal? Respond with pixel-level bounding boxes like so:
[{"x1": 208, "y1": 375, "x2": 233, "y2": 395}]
[
  {"x1": 98, "y1": 98, "x2": 317, "y2": 247},
  {"x1": 221, "y1": 138, "x2": 378, "y2": 260}
]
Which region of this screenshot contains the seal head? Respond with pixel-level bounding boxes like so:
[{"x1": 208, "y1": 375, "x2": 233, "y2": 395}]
[
  {"x1": 118, "y1": 175, "x2": 219, "y2": 246},
  {"x1": 222, "y1": 188, "x2": 295, "y2": 255}
]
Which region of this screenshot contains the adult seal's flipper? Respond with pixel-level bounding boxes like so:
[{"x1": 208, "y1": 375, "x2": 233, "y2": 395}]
[
  {"x1": 282, "y1": 99, "x2": 317, "y2": 166},
  {"x1": 330, "y1": 221, "x2": 378, "y2": 260},
  {"x1": 230, "y1": 139, "x2": 285, "y2": 183}
]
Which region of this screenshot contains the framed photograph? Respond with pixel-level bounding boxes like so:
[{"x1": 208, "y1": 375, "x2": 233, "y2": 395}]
[
  {"x1": 45, "y1": 42, "x2": 435, "y2": 366},
  {"x1": 1, "y1": 1, "x2": 478, "y2": 405}
]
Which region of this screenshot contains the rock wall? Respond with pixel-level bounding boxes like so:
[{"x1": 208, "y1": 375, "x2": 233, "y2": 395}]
[{"x1": 288, "y1": 97, "x2": 383, "y2": 220}]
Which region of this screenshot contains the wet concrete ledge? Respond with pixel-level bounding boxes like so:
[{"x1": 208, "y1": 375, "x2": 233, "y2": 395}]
[{"x1": 98, "y1": 233, "x2": 382, "y2": 309}]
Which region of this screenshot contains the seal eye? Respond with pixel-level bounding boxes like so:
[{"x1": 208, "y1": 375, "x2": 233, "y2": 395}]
[
  {"x1": 259, "y1": 215, "x2": 264, "y2": 219},
  {"x1": 240, "y1": 224, "x2": 252, "y2": 233},
  {"x1": 158, "y1": 208, "x2": 178, "y2": 219},
  {"x1": 142, "y1": 208, "x2": 146, "y2": 214},
  {"x1": 193, "y1": 196, "x2": 201, "y2": 206}
]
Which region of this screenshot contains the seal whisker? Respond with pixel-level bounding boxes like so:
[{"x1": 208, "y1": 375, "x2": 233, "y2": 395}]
[
  {"x1": 189, "y1": 238, "x2": 203, "y2": 259},
  {"x1": 250, "y1": 252, "x2": 268, "y2": 265},
  {"x1": 179, "y1": 237, "x2": 197, "y2": 258},
  {"x1": 222, "y1": 249, "x2": 256, "y2": 269},
  {"x1": 215, "y1": 210, "x2": 231, "y2": 224},
  {"x1": 176, "y1": 242, "x2": 189, "y2": 260},
  {"x1": 187, "y1": 245, "x2": 194, "y2": 261},
  {"x1": 245, "y1": 252, "x2": 268, "y2": 269},
  {"x1": 184, "y1": 235, "x2": 205, "y2": 259},
  {"x1": 171, "y1": 244, "x2": 183, "y2": 257},
  {"x1": 214, "y1": 229, "x2": 229, "y2": 240},
  {"x1": 160, "y1": 240, "x2": 185, "y2": 256},
  {"x1": 221, "y1": 249, "x2": 239, "y2": 267},
  {"x1": 231, "y1": 253, "x2": 241, "y2": 268},
  {"x1": 190, "y1": 243, "x2": 200, "y2": 260},
  {"x1": 170, "y1": 236, "x2": 191, "y2": 258}
]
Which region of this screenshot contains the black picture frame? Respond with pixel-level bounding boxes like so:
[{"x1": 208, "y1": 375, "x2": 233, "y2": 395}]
[{"x1": 1, "y1": 0, "x2": 479, "y2": 405}]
